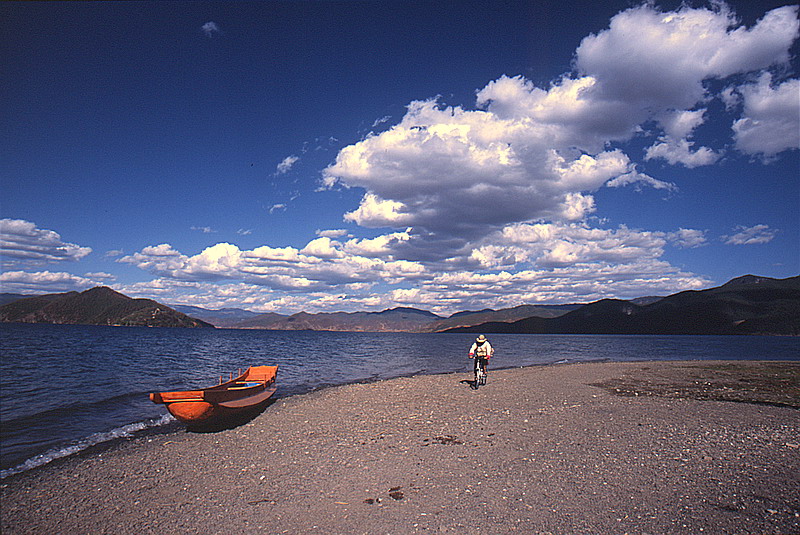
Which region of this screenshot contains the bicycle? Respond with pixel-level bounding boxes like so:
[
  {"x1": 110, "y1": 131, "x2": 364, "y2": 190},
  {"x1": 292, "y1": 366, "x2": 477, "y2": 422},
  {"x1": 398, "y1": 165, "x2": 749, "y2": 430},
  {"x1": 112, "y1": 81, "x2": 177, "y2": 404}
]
[{"x1": 473, "y1": 357, "x2": 488, "y2": 389}]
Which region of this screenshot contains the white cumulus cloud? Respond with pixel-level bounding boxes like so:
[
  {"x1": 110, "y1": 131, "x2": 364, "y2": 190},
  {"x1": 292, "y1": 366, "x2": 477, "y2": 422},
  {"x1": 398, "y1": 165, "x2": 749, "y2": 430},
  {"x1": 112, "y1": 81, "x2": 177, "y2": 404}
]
[
  {"x1": 645, "y1": 109, "x2": 721, "y2": 168},
  {"x1": 316, "y1": 229, "x2": 349, "y2": 239},
  {"x1": 732, "y1": 74, "x2": 800, "y2": 158},
  {"x1": 0, "y1": 270, "x2": 98, "y2": 293},
  {"x1": 666, "y1": 228, "x2": 708, "y2": 249},
  {"x1": 18, "y1": 2, "x2": 791, "y2": 313},
  {"x1": 0, "y1": 218, "x2": 92, "y2": 267},
  {"x1": 323, "y1": 3, "x2": 798, "y2": 252}
]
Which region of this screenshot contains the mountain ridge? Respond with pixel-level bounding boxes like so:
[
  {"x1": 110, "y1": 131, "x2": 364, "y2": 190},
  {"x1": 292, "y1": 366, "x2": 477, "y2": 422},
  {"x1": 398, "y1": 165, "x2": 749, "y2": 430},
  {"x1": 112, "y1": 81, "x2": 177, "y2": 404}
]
[
  {"x1": 2, "y1": 275, "x2": 796, "y2": 334},
  {"x1": 0, "y1": 287, "x2": 214, "y2": 328},
  {"x1": 443, "y1": 275, "x2": 800, "y2": 336},
  {"x1": 169, "y1": 304, "x2": 261, "y2": 328}
]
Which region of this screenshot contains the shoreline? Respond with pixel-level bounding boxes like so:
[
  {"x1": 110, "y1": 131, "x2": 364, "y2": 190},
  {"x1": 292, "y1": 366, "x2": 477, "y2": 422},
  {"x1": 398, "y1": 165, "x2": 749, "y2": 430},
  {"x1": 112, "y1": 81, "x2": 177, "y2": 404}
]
[
  {"x1": 2, "y1": 360, "x2": 799, "y2": 534},
  {"x1": 4, "y1": 355, "x2": 797, "y2": 481},
  {"x1": 0, "y1": 357, "x2": 616, "y2": 480}
]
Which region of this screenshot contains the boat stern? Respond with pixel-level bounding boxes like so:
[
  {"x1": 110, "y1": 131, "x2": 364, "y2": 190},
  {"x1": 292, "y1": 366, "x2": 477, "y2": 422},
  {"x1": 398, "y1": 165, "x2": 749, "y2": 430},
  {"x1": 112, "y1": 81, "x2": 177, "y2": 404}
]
[{"x1": 166, "y1": 401, "x2": 217, "y2": 424}]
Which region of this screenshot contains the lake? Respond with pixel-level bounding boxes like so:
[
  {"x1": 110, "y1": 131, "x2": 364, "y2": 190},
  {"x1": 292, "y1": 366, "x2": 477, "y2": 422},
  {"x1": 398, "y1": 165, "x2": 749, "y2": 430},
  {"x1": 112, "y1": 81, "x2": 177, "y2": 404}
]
[{"x1": 1, "y1": 323, "x2": 798, "y2": 478}]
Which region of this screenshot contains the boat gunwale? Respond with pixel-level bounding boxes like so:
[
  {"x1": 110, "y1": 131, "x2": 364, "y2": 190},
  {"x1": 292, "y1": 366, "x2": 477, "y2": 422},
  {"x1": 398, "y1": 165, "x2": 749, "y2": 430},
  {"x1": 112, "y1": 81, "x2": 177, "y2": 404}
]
[{"x1": 150, "y1": 365, "x2": 277, "y2": 405}]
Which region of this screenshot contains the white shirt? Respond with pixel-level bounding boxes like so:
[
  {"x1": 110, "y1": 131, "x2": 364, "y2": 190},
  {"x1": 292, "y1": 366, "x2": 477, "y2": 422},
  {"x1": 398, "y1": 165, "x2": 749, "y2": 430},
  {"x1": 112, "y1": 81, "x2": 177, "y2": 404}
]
[{"x1": 469, "y1": 341, "x2": 493, "y2": 358}]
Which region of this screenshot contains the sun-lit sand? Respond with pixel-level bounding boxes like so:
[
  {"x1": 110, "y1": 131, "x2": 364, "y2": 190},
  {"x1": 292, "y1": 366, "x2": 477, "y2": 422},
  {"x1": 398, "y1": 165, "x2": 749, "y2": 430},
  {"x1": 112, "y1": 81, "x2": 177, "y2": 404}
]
[{"x1": 2, "y1": 360, "x2": 798, "y2": 534}]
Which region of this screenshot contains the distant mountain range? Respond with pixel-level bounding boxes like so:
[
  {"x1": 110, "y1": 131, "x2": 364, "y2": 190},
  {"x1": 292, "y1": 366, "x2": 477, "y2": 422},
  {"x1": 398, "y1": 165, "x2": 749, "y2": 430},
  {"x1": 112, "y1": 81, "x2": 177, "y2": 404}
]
[
  {"x1": 0, "y1": 293, "x2": 28, "y2": 306},
  {"x1": 1, "y1": 275, "x2": 797, "y2": 334},
  {"x1": 192, "y1": 304, "x2": 582, "y2": 331},
  {"x1": 170, "y1": 305, "x2": 260, "y2": 328},
  {"x1": 242, "y1": 307, "x2": 438, "y2": 332},
  {"x1": 443, "y1": 275, "x2": 800, "y2": 336},
  {"x1": 0, "y1": 287, "x2": 214, "y2": 328},
  {"x1": 422, "y1": 304, "x2": 581, "y2": 333}
]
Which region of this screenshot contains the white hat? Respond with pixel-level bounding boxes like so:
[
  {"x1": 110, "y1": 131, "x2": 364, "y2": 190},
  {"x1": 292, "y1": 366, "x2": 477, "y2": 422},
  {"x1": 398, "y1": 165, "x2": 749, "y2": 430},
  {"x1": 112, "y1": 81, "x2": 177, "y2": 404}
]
[{"x1": 476, "y1": 334, "x2": 486, "y2": 342}]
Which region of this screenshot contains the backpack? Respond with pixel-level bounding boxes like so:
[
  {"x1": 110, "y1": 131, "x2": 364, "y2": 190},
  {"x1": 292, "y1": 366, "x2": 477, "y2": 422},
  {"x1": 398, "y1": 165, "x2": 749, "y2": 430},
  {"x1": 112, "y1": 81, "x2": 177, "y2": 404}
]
[{"x1": 475, "y1": 342, "x2": 489, "y2": 358}]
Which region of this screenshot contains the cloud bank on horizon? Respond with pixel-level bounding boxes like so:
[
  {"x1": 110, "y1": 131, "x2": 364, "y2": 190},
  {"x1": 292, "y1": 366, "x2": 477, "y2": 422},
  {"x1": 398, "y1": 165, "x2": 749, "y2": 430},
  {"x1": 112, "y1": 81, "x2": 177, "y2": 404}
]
[{"x1": 2, "y1": 2, "x2": 798, "y2": 314}]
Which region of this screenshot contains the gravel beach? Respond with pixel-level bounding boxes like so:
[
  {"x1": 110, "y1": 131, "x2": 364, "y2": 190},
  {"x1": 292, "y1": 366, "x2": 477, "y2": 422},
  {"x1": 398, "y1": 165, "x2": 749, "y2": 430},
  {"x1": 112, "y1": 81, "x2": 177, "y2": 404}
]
[{"x1": 2, "y1": 360, "x2": 799, "y2": 534}]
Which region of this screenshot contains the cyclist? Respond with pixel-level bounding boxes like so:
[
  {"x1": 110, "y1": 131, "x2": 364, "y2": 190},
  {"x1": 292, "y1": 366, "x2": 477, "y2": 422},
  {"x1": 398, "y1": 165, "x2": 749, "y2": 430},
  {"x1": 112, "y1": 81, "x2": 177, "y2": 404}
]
[{"x1": 468, "y1": 335, "x2": 494, "y2": 389}]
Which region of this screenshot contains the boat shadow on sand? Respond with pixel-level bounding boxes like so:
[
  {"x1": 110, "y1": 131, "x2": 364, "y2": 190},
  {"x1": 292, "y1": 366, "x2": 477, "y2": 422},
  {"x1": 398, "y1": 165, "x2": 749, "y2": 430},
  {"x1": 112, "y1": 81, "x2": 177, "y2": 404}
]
[{"x1": 184, "y1": 398, "x2": 278, "y2": 434}]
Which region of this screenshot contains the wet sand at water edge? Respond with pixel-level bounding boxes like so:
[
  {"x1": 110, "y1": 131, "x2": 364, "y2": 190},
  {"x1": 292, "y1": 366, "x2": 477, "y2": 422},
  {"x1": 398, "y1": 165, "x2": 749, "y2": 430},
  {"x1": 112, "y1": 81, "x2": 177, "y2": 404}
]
[{"x1": 2, "y1": 360, "x2": 799, "y2": 534}]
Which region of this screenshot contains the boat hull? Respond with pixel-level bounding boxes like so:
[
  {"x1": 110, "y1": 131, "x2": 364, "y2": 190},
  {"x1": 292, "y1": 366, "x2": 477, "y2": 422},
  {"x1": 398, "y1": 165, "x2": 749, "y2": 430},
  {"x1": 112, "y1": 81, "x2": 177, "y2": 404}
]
[
  {"x1": 150, "y1": 365, "x2": 277, "y2": 426},
  {"x1": 167, "y1": 400, "x2": 216, "y2": 423}
]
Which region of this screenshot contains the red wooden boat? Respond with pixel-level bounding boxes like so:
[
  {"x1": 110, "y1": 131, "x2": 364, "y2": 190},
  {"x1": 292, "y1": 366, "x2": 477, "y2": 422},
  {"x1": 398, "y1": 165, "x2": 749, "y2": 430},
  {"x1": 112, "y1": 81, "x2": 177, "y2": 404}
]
[{"x1": 150, "y1": 365, "x2": 277, "y2": 426}]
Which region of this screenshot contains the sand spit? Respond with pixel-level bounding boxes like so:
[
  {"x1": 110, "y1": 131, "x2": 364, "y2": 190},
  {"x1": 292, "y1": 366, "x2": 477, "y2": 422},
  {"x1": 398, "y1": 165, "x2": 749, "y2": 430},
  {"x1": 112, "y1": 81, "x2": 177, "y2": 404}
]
[{"x1": 2, "y1": 360, "x2": 798, "y2": 534}]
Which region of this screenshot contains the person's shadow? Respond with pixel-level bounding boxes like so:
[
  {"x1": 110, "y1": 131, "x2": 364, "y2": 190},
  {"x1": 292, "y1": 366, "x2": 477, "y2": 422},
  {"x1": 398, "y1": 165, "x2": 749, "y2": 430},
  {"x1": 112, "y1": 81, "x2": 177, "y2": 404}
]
[{"x1": 460, "y1": 379, "x2": 479, "y2": 390}]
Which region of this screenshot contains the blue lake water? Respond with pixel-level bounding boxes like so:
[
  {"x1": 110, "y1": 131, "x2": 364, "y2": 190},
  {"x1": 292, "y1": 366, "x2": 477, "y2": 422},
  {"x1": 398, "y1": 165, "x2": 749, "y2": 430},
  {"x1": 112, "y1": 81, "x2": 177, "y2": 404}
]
[{"x1": 1, "y1": 323, "x2": 798, "y2": 478}]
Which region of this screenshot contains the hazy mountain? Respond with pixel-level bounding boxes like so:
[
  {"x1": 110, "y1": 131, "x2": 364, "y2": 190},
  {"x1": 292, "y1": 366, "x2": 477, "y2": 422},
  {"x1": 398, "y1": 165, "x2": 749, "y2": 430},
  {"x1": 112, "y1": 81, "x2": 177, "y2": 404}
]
[
  {"x1": 226, "y1": 311, "x2": 288, "y2": 329},
  {"x1": 233, "y1": 307, "x2": 440, "y2": 332},
  {"x1": 0, "y1": 287, "x2": 214, "y2": 328},
  {"x1": 422, "y1": 304, "x2": 581, "y2": 333},
  {"x1": 3, "y1": 275, "x2": 794, "y2": 334},
  {"x1": 0, "y1": 293, "x2": 30, "y2": 306},
  {"x1": 443, "y1": 275, "x2": 800, "y2": 336},
  {"x1": 448, "y1": 308, "x2": 496, "y2": 318},
  {"x1": 229, "y1": 304, "x2": 583, "y2": 332},
  {"x1": 170, "y1": 304, "x2": 261, "y2": 328}
]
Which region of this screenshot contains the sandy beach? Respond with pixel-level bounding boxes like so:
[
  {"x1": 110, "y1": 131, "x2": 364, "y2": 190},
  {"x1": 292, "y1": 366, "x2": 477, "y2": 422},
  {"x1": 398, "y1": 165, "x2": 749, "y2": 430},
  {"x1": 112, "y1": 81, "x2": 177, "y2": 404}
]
[{"x1": 2, "y1": 360, "x2": 798, "y2": 534}]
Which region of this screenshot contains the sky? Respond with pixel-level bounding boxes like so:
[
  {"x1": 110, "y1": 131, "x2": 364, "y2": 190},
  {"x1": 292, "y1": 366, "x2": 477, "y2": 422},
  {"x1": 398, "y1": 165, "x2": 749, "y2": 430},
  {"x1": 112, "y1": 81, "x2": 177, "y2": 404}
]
[{"x1": 1, "y1": 0, "x2": 799, "y2": 315}]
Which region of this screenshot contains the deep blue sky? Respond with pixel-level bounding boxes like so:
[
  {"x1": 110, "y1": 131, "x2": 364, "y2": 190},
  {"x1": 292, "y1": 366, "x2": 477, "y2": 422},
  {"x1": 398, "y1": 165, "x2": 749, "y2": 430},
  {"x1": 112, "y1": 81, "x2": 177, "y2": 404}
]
[{"x1": 2, "y1": 1, "x2": 798, "y2": 314}]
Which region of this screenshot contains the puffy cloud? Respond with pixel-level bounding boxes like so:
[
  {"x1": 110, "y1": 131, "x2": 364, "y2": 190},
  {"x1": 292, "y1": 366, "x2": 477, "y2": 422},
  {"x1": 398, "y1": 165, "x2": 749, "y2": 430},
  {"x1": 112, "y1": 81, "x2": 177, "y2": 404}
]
[
  {"x1": 184, "y1": 243, "x2": 243, "y2": 278},
  {"x1": 574, "y1": 4, "x2": 798, "y2": 111},
  {"x1": 732, "y1": 74, "x2": 800, "y2": 158},
  {"x1": 0, "y1": 270, "x2": 97, "y2": 293},
  {"x1": 118, "y1": 257, "x2": 709, "y2": 315},
  {"x1": 645, "y1": 109, "x2": 721, "y2": 168},
  {"x1": 0, "y1": 219, "x2": 92, "y2": 267},
  {"x1": 300, "y1": 237, "x2": 344, "y2": 259},
  {"x1": 606, "y1": 170, "x2": 676, "y2": 191},
  {"x1": 645, "y1": 137, "x2": 721, "y2": 168},
  {"x1": 13, "y1": 3, "x2": 789, "y2": 314},
  {"x1": 121, "y1": 237, "x2": 428, "y2": 293},
  {"x1": 343, "y1": 229, "x2": 412, "y2": 258},
  {"x1": 119, "y1": 243, "x2": 187, "y2": 275},
  {"x1": 120, "y1": 278, "x2": 282, "y2": 312},
  {"x1": 343, "y1": 193, "x2": 412, "y2": 228},
  {"x1": 496, "y1": 222, "x2": 669, "y2": 268},
  {"x1": 416, "y1": 260, "x2": 709, "y2": 311},
  {"x1": 84, "y1": 272, "x2": 116, "y2": 281},
  {"x1": 559, "y1": 193, "x2": 596, "y2": 221},
  {"x1": 316, "y1": 229, "x2": 349, "y2": 239},
  {"x1": 722, "y1": 224, "x2": 778, "y2": 245},
  {"x1": 324, "y1": 3, "x2": 798, "y2": 251},
  {"x1": 660, "y1": 109, "x2": 707, "y2": 140},
  {"x1": 720, "y1": 85, "x2": 740, "y2": 110},
  {"x1": 326, "y1": 96, "x2": 638, "y2": 240},
  {"x1": 113, "y1": 218, "x2": 716, "y2": 313},
  {"x1": 666, "y1": 228, "x2": 708, "y2": 249}
]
